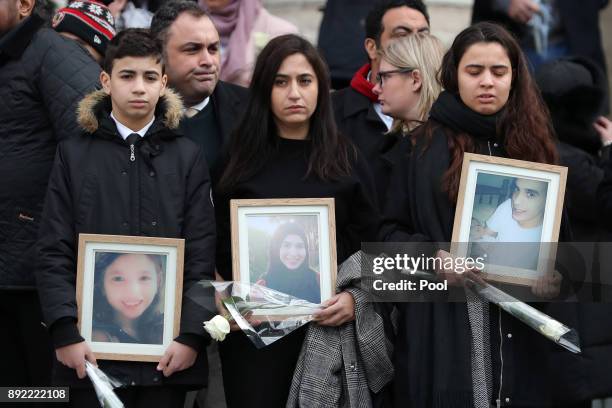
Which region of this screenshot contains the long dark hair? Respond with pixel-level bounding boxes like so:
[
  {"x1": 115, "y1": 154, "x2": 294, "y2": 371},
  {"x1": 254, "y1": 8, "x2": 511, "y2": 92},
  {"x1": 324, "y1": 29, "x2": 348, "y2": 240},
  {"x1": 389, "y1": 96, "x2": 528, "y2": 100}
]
[
  {"x1": 219, "y1": 34, "x2": 354, "y2": 192},
  {"x1": 435, "y1": 22, "x2": 557, "y2": 202},
  {"x1": 93, "y1": 252, "x2": 164, "y2": 343}
]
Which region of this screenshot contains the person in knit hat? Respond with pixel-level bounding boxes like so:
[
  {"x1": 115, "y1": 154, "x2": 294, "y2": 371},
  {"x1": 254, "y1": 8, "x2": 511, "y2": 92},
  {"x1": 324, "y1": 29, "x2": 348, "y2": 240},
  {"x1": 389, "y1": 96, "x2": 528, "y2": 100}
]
[{"x1": 52, "y1": 0, "x2": 116, "y2": 64}]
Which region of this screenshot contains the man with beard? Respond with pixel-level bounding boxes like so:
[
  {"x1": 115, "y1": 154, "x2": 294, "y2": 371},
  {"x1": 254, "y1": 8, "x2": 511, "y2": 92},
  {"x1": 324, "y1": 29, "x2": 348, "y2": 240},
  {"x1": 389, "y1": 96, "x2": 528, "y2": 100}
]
[{"x1": 151, "y1": 0, "x2": 247, "y2": 183}]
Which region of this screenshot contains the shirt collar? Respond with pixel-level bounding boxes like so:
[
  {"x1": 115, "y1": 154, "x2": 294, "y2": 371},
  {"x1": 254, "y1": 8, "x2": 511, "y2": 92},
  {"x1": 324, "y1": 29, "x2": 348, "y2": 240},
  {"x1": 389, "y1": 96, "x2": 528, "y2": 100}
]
[
  {"x1": 187, "y1": 97, "x2": 210, "y2": 113},
  {"x1": 110, "y1": 112, "x2": 156, "y2": 140},
  {"x1": 373, "y1": 103, "x2": 393, "y2": 131}
]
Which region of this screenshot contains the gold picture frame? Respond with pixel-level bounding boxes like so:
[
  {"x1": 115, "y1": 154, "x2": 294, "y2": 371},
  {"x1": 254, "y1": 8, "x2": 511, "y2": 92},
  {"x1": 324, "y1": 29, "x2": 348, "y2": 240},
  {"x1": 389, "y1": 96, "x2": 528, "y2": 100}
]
[
  {"x1": 451, "y1": 153, "x2": 567, "y2": 286},
  {"x1": 76, "y1": 234, "x2": 184, "y2": 362},
  {"x1": 230, "y1": 198, "x2": 338, "y2": 311}
]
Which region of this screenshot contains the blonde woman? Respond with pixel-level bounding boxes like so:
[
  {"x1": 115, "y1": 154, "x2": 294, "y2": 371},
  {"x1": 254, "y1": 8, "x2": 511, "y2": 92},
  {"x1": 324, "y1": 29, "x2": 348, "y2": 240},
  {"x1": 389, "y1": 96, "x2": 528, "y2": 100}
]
[{"x1": 373, "y1": 33, "x2": 444, "y2": 134}]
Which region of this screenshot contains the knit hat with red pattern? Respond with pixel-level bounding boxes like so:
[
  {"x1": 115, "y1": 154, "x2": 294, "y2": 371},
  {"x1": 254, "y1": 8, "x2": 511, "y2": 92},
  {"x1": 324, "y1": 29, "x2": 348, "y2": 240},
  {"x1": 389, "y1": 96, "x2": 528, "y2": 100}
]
[{"x1": 52, "y1": 0, "x2": 116, "y2": 57}]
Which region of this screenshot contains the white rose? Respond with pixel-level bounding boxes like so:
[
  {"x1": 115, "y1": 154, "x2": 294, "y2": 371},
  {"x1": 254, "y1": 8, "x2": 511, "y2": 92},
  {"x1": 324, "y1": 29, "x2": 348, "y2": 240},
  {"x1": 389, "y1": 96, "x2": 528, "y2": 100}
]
[{"x1": 203, "y1": 315, "x2": 230, "y2": 341}]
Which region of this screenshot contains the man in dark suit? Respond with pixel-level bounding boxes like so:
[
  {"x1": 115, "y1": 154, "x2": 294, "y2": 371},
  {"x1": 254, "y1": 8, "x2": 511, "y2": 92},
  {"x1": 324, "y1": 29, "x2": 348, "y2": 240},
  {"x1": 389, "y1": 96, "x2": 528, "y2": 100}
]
[
  {"x1": 151, "y1": 0, "x2": 247, "y2": 182},
  {"x1": 331, "y1": 0, "x2": 430, "y2": 207}
]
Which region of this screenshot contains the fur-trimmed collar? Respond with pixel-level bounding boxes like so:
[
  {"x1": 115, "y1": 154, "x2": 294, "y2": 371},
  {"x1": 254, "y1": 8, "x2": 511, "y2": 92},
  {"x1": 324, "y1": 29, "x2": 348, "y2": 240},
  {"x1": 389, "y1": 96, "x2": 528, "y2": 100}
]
[{"x1": 77, "y1": 88, "x2": 184, "y2": 134}]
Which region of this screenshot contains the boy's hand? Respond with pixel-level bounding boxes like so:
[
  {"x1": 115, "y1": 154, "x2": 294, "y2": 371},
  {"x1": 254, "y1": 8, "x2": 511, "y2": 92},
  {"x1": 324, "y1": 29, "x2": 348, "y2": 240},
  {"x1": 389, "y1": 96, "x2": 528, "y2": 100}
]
[
  {"x1": 157, "y1": 341, "x2": 197, "y2": 377},
  {"x1": 56, "y1": 341, "x2": 97, "y2": 379}
]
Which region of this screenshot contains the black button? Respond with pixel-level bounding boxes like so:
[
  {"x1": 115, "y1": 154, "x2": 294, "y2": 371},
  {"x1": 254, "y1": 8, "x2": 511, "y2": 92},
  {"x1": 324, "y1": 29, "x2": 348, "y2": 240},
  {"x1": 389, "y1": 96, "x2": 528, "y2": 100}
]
[
  {"x1": 151, "y1": 221, "x2": 157, "y2": 226},
  {"x1": 149, "y1": 171, "x2": 155, "y2": 177},
  {"x1": 121, "y1": 170, "x2": 127, "y2": 175},
  {"x1": 122, "y1": 222, "x2": 129, "y2": 227}
]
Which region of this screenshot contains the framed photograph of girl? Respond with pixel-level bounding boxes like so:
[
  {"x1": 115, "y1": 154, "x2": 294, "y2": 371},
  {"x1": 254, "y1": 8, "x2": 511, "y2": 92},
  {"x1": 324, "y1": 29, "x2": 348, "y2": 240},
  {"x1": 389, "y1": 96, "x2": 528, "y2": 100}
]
[
  {"x1": 451, "y1": 153, "x2": 568, "y2": 286},
  {"x1": 76, "y1": 234, "x2": 184, "y2": 362},
  {"x1": 230, "y1": 198, "x2": 337, "y2": 310}
]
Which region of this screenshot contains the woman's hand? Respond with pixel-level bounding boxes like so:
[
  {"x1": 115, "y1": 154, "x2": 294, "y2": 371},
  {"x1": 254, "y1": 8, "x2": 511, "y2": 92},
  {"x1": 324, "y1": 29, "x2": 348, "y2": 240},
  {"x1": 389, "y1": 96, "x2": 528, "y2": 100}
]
[
  {"x1": 312, "y1": 292, "x2": 355, "y2": 326},
  {"x1": 56, "y1": 341, "x2": 97, "y2": 379},
  {"x1": 531, "y1": 270, "x2": 562, "y2": 299},
  {"x1": 157, "y1": 341, "x2": 197, "y2": 377}
]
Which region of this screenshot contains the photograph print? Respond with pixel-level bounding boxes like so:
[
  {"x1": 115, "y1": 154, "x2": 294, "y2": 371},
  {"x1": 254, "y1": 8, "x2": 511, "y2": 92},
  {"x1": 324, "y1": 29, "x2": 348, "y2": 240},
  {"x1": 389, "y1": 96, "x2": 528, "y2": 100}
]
[
  {"x1": 76, "y1": 234, "x2": 184, "y2": 362},
  {"x1": 451, "y1": 154, "x2": 567, "y2": 285},
  {"x1": 231, "y1": 198, "x2": 337, "y2": 305}
]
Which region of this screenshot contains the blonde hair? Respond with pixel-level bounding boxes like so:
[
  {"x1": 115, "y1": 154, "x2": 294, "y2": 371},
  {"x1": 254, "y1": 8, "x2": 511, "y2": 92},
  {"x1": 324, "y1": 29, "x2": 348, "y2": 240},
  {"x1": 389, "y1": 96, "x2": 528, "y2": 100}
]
[{"x1": 379, "y1": 33, "x2": 445, "y2": 133}]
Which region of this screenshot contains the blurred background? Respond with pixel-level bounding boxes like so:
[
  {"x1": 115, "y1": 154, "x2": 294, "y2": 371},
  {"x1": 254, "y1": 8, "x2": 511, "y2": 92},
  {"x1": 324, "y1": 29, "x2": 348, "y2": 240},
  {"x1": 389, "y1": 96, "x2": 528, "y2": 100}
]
[{"x1": 264, "y1": 0, "x2": 612, "y2": 113}]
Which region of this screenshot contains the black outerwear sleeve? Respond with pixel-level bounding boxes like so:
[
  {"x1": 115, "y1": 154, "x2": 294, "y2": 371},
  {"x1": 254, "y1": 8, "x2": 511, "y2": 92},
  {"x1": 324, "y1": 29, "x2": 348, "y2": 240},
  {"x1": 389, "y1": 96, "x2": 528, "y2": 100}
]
[
  {"x1": 379, "y1": 136, "x2": 441, "y2": 266},
  {"x1": 49, "y1": 317, "x2": 83, "y2": 349},
  {"x1": 214, "y1": 189, "x2": 233, "y2": 281},
  {"x1": 598, "y1": 156, "x2": 612, "y2": 230},
  {"x1": 178, "y1": 148, "x2": 216, "y2": 341},
  {"x1": 340, "y1": 150, "x2": 382, "y2": 260},
  {"x1": 36, "y1": 144, "x2": 80, "y2": 333},
  {"x1": 34, "y1": 29, "x2": 101, "y2": 142}
]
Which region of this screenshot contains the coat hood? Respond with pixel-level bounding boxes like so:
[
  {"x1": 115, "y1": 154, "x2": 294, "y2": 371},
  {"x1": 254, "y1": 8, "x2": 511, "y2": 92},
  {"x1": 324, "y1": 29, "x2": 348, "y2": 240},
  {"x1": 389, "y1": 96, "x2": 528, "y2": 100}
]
[{"x1": 77, "y1": 88, "x2": 184, "y2": 134}]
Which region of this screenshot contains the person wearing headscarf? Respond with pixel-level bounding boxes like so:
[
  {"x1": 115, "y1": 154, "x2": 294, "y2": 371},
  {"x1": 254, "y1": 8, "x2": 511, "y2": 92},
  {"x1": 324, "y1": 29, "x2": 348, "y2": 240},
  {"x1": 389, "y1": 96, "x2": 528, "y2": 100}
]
[{"x1": 199, "y1": 0, "x2": 298, "y2": 86}]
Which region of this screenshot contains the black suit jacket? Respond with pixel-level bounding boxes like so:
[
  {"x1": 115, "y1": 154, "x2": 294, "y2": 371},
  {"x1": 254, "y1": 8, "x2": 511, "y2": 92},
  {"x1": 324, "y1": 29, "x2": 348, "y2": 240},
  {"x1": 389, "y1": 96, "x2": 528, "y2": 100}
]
[
  {"x1": 212, "y1": 80, "x2": 249, "y2": 148},
  {"x1": 332, "y1": 87, "x2": 400, "y2": 210}
]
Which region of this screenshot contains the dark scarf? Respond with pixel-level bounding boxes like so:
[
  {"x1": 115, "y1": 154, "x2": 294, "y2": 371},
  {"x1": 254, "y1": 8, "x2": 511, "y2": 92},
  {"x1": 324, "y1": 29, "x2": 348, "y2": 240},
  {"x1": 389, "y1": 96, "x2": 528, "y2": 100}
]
[
  {"x1": 429, "y1": 91, "x2": 502, "y2": 142},
  {"x1": 350, "y1": 63, "x2": 378, "y2": 102},
  {"x1": 430, "y1": 90, "x2": 497, "y2": 408}
]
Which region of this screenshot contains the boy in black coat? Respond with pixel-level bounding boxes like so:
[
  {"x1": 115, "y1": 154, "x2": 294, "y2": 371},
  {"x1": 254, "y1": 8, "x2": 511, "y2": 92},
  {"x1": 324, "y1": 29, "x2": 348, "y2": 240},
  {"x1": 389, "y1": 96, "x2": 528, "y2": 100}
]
[{"x1": 36, "y1": 29, "x2": 216, "y2": 406}]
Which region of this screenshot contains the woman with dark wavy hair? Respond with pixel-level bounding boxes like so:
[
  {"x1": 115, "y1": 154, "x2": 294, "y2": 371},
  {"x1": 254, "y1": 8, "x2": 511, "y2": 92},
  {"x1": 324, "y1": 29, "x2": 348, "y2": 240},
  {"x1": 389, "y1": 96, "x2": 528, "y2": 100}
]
[
  {"x1": 216, "y1": 34, "x2": 380, "y2": 408},
  {"x1": 382, "y1": 22, "x2": 578, "y2": 407}
]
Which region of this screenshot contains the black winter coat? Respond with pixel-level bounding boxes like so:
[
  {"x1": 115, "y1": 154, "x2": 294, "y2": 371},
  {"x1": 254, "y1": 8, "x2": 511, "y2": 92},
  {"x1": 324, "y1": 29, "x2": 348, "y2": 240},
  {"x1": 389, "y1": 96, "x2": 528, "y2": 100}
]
[
  {"x1": 0, "y1": 14, "x2": 101, "y2": 289},
  {"x1": 382, "y1": 93, "x2": 579, "y2": 407},
  {"x1": 599, "y1": 155, "x2": 612, "y2": 231},
  {"x1": 36, "y1": 90, "x2": 216, "y2": 388},
  {"x1": 332, "y1": 87, "x2": 399, "y2": 209}
]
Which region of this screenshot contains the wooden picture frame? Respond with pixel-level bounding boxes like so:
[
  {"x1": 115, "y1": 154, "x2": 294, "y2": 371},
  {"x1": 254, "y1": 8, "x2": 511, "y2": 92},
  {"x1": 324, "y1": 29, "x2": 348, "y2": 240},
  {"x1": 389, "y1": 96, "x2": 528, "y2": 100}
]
[
  {"x1": 230, "y1": 198, "x2": 337, "y2": 313},
  {"x1": 451, "y1": 153, "x2": 567, "y2": 286},
  {"x1": 76, "y1": 234, "x2": 184, "y2": 362}
]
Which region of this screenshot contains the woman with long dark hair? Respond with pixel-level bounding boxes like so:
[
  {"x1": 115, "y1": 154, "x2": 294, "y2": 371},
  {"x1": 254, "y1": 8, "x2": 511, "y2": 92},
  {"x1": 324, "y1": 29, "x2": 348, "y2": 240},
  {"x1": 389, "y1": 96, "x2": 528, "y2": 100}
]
[
  {"x1": 382, "y1": 22, "x2": 577, "y2": 407},
  {"x1": 215, "y1": 34, "x2": 380, "y2": 408}
]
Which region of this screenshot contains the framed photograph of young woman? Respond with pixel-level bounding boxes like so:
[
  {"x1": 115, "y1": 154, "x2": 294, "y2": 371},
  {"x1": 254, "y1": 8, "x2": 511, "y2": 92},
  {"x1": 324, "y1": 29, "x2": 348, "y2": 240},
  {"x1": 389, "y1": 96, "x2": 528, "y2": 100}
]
[
  {"x1": 230, "y1": 198, "x2": 337, "y2": 309},
  {"x1": 76, "y1": 234, "x2": 184, "y2": 362},
  {"x1": 451, "y1": 153, "x2": 567, "y2": 286}
]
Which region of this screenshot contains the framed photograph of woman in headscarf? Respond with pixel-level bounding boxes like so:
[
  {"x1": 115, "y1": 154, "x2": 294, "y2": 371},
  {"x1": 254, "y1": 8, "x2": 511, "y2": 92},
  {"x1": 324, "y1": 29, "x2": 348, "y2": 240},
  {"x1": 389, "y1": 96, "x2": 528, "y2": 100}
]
[
  {"x1": 230, "y1": 198, "x2": 337, "y2": 305},
  {"x1": 451, "y1": 153, "x2": 567, "y2": 286}
]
